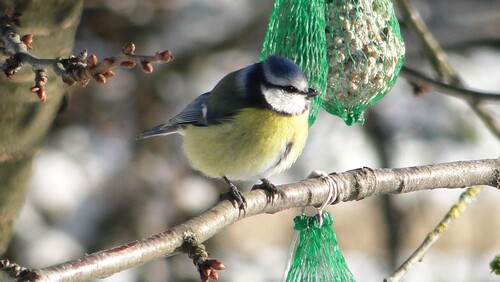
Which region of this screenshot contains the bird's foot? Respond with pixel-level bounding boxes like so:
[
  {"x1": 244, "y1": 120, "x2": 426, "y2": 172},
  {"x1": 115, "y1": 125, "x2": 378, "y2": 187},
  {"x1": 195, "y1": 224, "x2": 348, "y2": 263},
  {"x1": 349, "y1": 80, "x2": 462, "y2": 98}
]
[
  {"x1": 219, "y1": 177, "x2": 247, "y2": 212},
  {"x1": 251, "y1": 178, "x2": 285, "y2": 204}
]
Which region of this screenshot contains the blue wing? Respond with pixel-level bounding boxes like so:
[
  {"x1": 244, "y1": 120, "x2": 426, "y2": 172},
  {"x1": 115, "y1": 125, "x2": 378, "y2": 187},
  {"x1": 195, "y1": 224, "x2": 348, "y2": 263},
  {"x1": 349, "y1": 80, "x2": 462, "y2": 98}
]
[
  {"x1": 137, "y1": 92, "x2": 214, "y2": 140},
  {"x1": 168, "y1": 92, "x2": 210, "y2": 126},
  {"x1": 137, "y1": 67, "x2": 249, "y2": 140}
]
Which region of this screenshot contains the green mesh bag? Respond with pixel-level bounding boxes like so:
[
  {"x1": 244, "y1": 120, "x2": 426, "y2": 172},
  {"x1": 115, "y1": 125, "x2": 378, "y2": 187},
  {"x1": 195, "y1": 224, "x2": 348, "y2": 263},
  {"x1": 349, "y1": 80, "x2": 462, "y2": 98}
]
[
  {"x1": 324, "y1": 0, "x2": 405, "y2": 125},
  {"x1": 261, "y1": 0, "x2": 405, "y2": 126},
  {"x1": 260, "y1": 0, "x2": 328, "y2": 126},
  {"x1": 283, "y1": 212, "x2": 356, "y2": 282}
]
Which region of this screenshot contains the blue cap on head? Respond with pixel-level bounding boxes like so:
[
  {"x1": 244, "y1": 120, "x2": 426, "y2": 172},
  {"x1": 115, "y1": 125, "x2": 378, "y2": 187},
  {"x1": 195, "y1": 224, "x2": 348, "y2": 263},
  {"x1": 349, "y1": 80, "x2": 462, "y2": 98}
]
[
  {"x1": 264, "y1": 55, "x2": 304, "y2": 78},
  {"x1": 261, "y1": 55, "x2": 308, "y2": 91}
]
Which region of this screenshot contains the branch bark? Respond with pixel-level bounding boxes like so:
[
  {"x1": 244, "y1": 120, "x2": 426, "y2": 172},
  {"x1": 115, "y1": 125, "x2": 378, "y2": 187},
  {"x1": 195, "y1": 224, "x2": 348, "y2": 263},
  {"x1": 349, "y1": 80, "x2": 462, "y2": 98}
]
[{"x1": 13, "y1": 158, "x2": 500, "y2": 282}]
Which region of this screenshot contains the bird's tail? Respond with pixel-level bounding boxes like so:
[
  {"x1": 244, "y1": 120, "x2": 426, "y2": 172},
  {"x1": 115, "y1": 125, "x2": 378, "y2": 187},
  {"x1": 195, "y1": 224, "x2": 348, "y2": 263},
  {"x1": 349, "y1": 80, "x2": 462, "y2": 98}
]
[{"x1": 136, "y1": 124, "x2": 179, "y2": 140}]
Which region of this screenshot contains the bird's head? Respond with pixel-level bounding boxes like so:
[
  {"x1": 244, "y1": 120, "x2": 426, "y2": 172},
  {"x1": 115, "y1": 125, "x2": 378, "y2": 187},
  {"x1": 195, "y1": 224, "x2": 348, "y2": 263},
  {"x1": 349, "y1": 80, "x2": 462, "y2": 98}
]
[{"x1": 258, "y1": 55, "x2": 318, "y2": 115}]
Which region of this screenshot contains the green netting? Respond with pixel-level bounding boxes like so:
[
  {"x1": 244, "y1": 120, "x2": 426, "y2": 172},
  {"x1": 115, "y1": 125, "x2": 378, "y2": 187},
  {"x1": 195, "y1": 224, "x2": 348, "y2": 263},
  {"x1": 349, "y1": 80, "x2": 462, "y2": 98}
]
[
  {"x1": 283, "y1": 212, "x2": 356, "y2": 282},
  {"x1": 324, "y1": 0, "x2": 405, "y2": 125},
  {"x1": 261, "y1": 0, "x2": 405, "y2": 126},
  {"x1": 260, "y1": 0, "x2": 328, "y2": 126}
]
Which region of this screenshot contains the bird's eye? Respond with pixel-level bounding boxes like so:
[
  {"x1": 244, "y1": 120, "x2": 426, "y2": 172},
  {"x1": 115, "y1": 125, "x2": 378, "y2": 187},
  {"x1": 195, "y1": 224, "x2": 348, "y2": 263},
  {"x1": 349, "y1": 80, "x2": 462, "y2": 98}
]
[{"x1": 282, "y1": 85, "x2": 298, "y2": 93}]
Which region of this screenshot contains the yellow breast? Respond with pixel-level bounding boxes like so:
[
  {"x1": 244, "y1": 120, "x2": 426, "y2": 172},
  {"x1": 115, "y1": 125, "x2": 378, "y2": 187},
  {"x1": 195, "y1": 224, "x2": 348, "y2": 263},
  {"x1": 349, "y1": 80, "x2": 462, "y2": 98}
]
[{"x1": 181, "y1": 108, "x2": 309, "y2": 181}]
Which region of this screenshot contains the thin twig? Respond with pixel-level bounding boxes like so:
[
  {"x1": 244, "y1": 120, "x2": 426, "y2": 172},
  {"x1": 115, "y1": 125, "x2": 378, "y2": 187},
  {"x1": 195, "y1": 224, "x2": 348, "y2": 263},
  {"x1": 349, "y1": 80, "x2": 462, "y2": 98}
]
[
  {"x1": 4, "y1": 158, "x2": 498, "y2": 282},
  {"x1": 394, "y1": 1, "x2": 500, "y2": 279},
  {"x1": 384, "y1": 186, "x2": 483, "y2": 282},
  {"x1": 395, "y1": 0, "x2": 459, "y2": 83},
  {"x1": 0, "y1": 9, "x2": 173, "y2": 102},
  {"x1": 468, "y1": 102, "x2": 500, "y2": 140},
  {"x1": 395, "y1": 0, "x2": 500, "y2": 139},
  {"x1": 400, "y1": 66, "x2": 500, "y2": 101}
]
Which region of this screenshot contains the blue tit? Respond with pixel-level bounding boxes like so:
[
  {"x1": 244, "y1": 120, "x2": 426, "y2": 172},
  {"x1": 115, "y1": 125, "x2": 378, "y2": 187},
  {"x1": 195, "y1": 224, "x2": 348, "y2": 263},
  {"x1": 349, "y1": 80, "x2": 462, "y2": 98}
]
[{"x1": 137, "y1": 55, "x2": 318, "y2": 209}]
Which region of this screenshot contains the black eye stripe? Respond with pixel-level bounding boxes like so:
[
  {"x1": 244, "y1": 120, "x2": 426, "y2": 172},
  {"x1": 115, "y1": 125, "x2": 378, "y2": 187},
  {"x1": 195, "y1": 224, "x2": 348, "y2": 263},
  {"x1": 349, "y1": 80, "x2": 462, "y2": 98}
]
[
  {"x1": 262, "y1": 80, "x2": 302, "y2": 93},
  {"x1": 281, "y1": 85, "x2": 298, "y2": 92}
]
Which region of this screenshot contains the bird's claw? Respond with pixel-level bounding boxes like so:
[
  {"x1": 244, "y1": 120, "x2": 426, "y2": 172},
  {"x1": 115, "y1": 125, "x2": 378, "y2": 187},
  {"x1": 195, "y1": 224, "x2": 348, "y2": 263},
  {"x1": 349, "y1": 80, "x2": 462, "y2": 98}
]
[
  {"x1": 251, "y1": 178, "x2": 285, "y2": 204},
  {"x1": 219, "y1": 184, "x2": 247, "y2": 211}
]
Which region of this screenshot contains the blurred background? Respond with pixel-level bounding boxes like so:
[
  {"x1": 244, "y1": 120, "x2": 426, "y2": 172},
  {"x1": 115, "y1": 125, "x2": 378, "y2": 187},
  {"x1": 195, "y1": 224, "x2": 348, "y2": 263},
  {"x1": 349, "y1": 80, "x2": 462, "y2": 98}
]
[{"x1": 4, "y1": 0, "x2": 500, "y2": 281}]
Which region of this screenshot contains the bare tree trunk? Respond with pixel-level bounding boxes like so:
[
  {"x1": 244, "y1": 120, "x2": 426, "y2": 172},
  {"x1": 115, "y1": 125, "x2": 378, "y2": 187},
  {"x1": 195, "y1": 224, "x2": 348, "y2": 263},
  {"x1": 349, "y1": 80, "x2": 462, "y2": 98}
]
[{"x1": 0, "y1": 0, "x2": 83, "y2": 255}]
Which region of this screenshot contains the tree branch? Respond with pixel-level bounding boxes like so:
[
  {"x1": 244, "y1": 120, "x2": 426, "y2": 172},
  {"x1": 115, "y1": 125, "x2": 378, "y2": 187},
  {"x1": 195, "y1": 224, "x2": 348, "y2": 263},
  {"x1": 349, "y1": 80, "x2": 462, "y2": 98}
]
[
  {"x1": 395, "y1": 0, "x2": 500, "y2": 139},
  {"x1": 400, "y1": 66, "x2": 500, "y2": 102},
  {"x1": 385, "y1": 186, "x2": 483, "y2": 282},
  {"x1": 3, "y1": 158, "x2": 498, "y2": 282},
  {"x1": 395, "y1": 0, "x2": 459, "y2": 83},
  {"x1": 0, "y1": 9, "x2": 173, "y2": 102}
]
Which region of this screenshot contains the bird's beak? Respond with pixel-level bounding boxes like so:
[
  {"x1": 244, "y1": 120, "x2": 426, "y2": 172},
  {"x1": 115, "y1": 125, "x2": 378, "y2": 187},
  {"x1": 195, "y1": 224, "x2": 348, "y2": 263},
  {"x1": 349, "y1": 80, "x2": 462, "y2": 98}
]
[{"x1": 305, "y1": 88, "x2": 319, "y2": 98}]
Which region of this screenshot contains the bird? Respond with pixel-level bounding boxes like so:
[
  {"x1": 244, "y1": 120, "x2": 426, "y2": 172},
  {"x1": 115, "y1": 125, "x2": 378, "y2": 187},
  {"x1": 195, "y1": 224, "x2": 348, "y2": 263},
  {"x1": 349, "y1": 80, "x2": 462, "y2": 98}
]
[{"x1": 137, "y1": 55, "x2": 318, "y2": 210}]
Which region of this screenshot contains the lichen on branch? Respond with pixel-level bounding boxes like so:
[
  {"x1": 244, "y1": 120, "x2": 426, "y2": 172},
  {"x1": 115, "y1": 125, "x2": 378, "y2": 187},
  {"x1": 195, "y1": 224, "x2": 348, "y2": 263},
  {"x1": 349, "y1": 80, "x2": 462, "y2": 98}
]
[{"x1": 0, "y1": 8, "x2": 173, "y2": 102}]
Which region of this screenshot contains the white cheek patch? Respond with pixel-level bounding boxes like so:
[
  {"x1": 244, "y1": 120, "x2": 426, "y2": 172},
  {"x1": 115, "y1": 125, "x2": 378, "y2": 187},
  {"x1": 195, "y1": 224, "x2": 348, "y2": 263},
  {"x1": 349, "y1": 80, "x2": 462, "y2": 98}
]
[{"x1": 261, "y1": 86, "x2": 309, "y2": 115}]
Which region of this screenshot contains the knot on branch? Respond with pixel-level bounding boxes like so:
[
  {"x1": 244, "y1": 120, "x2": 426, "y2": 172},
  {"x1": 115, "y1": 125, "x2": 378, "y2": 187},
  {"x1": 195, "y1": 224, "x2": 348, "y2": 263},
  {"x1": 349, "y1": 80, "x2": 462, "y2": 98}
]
[
  {"x1": 3, "y1": 53, "x2": 22, "y2": 77},
  {"x1": 58, "y1": 50, "x2": 90, "y2": 86},
  {"x1": 0, "y1": 259, "x2": 31, "y2": 280},
  {"x1": 181, "y1": 232, "x2": 225, "y2": 282}
]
